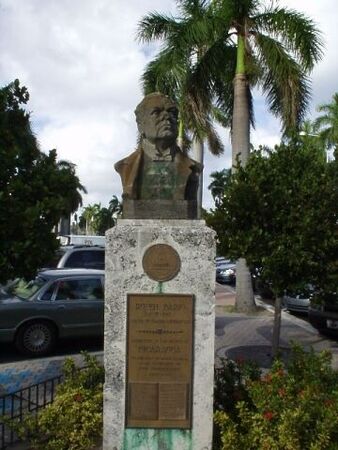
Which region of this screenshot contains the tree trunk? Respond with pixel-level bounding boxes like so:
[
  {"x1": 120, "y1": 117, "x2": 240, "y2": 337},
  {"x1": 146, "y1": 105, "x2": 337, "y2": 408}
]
[
  {"x1": 177, "y1": 117, "x2": 184, "y2": 149},
  {"x1": 232, "y1": 71, "x2": 255, "y2": 312},
  {"x1": 232, "y1": 73, "x2": 250, "y2": 167},
  {"x1": 235, "y1": 258, "x2": 255, "y2": 312},
  {"x1": 272, "y1": 295, "x2": 282, "y2": 358},
  {"x1": 192, "y1": 137, "x2": 204, "y2": 219}
]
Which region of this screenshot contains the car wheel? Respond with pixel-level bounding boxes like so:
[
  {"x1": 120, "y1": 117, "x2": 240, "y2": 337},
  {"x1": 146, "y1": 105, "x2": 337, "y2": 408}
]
[{"x1": 15, "y1": 321, "x2": 56, "y2": 356}]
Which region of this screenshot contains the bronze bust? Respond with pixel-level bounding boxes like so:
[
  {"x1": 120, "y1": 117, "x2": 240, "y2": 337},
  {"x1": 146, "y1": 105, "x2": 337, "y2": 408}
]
[{"x1": 115, "y1": 93, "x2": 202, "y2": 219}]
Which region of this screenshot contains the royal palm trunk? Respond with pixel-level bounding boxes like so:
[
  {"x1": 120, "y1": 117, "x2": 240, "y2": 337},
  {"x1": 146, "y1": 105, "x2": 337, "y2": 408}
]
[
  {"x1": 192, "y1": 137, "x2": 204, "y2": 219},
  {"x1": 232, "y1": 35, "x2": 255, "y2": 312}
]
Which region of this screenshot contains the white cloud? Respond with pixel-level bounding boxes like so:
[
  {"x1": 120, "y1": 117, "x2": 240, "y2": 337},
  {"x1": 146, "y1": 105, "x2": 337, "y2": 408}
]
[{"x1": 0, "y1": 0, "x2": 336, "y2": 212}]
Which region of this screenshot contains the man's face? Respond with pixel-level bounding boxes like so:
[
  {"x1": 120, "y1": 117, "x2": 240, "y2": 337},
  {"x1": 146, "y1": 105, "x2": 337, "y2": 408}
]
[{"x1": 138, "y1": 97, "x2": 178, "y2": 144}]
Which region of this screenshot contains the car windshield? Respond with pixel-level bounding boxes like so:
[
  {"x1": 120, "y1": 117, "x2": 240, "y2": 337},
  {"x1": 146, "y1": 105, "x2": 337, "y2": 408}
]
[{"x1": 10, "y1": 276, "x2": 47, "y2": 300}]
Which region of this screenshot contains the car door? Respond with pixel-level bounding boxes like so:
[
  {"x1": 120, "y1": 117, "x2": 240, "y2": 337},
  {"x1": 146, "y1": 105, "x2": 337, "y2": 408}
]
[{"x1": 51, "y1": 276, "x2": 104, "y2": 337}]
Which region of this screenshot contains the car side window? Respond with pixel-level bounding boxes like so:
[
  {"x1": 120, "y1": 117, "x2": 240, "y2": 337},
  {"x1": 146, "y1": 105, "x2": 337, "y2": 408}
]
[
  {"x1": 84, "y1": 250, "x2": 105, "y2": 270},
  {"x1": 64, "y1": 251, "x2": 84, "y2": 268},
  {"x1": 55, "y1": 279, "x2": 103, "y2": 301},
  {"x1": 64, "y1": 250, "x2": 105, "y2": 269},
  {"x1": 39, "y1": 284, "x2": 56, "y2": 301}
]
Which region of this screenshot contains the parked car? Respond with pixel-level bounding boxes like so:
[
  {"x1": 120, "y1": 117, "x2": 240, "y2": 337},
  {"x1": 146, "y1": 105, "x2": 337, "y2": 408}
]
[
  {"x1": 215, "y1": 259, "x2": 236, "y2": 284},
  {"x1": 283, "y1": 286, "x2": 314, "y2": 314},
  {"x1": 0, "y1": 269, "x2": 104, "y2": 356},
  {"x1": 308, "y1": 292, "x2": 338, "y2": 336},
  {"x1": 46, "y1": 245, "x2": 105, "y2": 270}
]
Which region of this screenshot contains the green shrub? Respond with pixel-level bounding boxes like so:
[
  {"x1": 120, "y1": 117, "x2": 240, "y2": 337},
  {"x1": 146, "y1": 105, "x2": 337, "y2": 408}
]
[
  {"x1": 10, "y1": 345, "x2": 338, "y2": 450},
  {"x1": 214, "y1": 345, "x2": 338, "y2": 450},
  {"x1": 15, "y1": 352, "x2": 104, "y2": 450}
]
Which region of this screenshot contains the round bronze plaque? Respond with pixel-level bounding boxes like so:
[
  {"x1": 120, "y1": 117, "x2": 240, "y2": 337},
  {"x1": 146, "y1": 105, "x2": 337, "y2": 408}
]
[{"x1": 142, "y1": 244, "x2": 181, "y2": 282}]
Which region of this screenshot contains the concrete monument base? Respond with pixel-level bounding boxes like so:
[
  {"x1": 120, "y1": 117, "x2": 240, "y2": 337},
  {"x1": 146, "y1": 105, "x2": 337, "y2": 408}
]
[{"x1": 104, "y1": 219, "x2": 216, "y2": 450}]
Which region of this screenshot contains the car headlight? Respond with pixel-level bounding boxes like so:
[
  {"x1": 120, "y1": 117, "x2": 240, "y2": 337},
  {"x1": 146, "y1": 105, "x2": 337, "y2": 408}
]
[{"x1": 224, "y1": 269, "x2": 235, "y2": 276}]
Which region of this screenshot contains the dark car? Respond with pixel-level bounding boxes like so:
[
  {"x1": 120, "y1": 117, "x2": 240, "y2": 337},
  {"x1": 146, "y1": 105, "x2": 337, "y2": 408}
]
[
  {"x1": 308, "y1": 292, "x2": 338, "y2": 336},
  {"x1": 0, "y1": 269, "x2": 104, "y2": 356},
  {"x1": 215, "y1": 259, "x2": 236, "y2": 284}
]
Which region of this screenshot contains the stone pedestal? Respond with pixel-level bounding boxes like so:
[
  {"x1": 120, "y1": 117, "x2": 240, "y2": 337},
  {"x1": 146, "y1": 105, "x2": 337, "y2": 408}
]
[{"x1": 104, "y1": 219, "x2": 216, "y2": 450}]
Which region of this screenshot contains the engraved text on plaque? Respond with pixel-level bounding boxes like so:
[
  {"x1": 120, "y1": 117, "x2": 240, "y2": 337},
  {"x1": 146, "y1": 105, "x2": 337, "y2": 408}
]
[{"x1": 126, "y1": 294, "x2": 194, "y2": 428}]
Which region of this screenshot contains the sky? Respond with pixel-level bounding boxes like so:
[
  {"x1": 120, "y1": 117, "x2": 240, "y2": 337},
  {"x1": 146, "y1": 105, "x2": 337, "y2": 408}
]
[{"x1": 0, "y1": 0, "x2": 337, "y2": 211}]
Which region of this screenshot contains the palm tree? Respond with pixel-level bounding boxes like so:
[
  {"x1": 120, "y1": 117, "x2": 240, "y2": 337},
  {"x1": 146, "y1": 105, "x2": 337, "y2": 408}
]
[
  {"x1": 56, "y1": 158, "x2": 87, "y2": 213},
  {"x1": 53, "y1": 156, "x2": 87, "y2": 235},
  {"x1": 108, "y1": 195, "x2": 122, "y2": 219},
  {"x1": 81, "y1": 204, "x2": 100, "y2": 235},
  {"x1": 208, "y1": 168, "x2": 231, "y2": 207},
  {"x1": 208, "y1": 0, "x2": 323, "y2": 311},
  {"x1": 137, "y1": 0, "x2": 323, "y2": 311},
  {"x1": 313, "y1": 93, "x2": 338, "y2": 160},
  {"x1": 298, "y1": 119, "x2": 326, "y2": 163}
]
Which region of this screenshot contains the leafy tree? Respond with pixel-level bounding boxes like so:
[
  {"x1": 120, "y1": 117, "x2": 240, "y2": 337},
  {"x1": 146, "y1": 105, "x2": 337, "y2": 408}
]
[
  {"x1": 0, "y1": 80, "x2": 86, "y2": 282},
  {"x1": 207, "y1": 141, "x2": 337, "y2": 353},
  {"x1": 313, "y1": 92, "x2": 338, "y2": 160},
  {"x1": 79, "y1": 196, "x2": 122, "y2": 235}
]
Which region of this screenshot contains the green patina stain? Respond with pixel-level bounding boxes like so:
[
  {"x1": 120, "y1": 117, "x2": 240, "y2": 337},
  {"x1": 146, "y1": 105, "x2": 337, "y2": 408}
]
[
  {"x1": 140, "y1": 161, "x2": 177, "y2": 200},
  {"x1": 155, "y1": 282, "x2": 164, "y2": 293},
  {"x1": 123, "y1": 429, "x2": 192, "y2": 450}
]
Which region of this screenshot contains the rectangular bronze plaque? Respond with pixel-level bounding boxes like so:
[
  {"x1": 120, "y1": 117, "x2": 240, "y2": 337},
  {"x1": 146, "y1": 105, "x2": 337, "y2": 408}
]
[{"x1": 126, "y1": 294, "x2": 194, "y2": 429}]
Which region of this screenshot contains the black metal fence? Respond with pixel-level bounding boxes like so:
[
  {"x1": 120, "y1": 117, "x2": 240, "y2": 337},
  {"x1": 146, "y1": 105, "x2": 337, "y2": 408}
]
[{"x1": 0, "y1": 374, "x2": 63, "y2": 449}]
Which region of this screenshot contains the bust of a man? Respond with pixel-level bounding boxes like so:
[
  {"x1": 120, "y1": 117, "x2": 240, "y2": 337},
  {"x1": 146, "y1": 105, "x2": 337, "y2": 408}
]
[{"x1": 115, "y1": 92, "x2": 202, "y2": 218}]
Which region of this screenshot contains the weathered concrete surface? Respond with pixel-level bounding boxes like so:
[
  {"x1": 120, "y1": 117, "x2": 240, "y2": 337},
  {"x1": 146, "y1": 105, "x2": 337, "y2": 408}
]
[{"x1": 103, "y1": 219, "x2": 216, "y2": 450}]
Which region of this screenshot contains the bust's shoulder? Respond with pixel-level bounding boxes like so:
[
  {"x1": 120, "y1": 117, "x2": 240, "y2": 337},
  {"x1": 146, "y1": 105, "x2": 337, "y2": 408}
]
[
  {"x1": 114, "y1": 148, "x2": 142, "y2": 171},
  {"x1": 175, "y1": 148, "x2": 203, "y2": 172}
]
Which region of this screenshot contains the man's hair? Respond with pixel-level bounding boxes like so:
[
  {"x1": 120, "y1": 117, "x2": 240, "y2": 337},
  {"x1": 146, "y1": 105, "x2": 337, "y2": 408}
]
[{"x1": 134, "y1": 92, "x2": 177, "y2": 127}]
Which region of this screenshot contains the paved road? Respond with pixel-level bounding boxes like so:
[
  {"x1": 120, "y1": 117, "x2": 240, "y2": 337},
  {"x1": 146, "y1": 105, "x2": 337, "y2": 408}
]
[{"x1": 0, "y1": 336, "x2": 103, "y2": 365}]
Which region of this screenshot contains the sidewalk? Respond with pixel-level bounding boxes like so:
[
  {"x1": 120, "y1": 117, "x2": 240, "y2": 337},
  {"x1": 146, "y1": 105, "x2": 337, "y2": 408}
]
[{"x1": 215, "y1": 285, "x2": 338, "y2": 369}]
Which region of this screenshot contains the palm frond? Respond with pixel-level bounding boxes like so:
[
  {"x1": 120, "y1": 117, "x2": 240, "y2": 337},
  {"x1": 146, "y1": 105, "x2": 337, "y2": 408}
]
[
  {"x1": 211, "y1": 106, "x2": 231, "y2": 129},
  {"x1": 136, "y1": 13, "x2": 180, "y2": 43},
  {"x1": 204, "y1": 120, "x2": 225, "y2": 156},
  {"x1": 313, "y1": 94, "x2": 338, "y2": 149},
  {"x1": 254, "y1": 6, "x2": 324, "y2": 71},
  {"x1": 194, "y1": 40, "x2": 236, "y2": 125},
  {"x1": 313, "y1": 115, "x2": 334, "y2": 130},
  {"x1": 255, "y1": 33, "x2": 311, "y2": 130},
  {"x1": 213, "y1": 0, "x2": 259, "y2": 24},
  {"x1": 179, "y1": 90, "x2": 224, "y2": 155},
  {"x1": 141, "y1": 47, "x2": 188, "y2": 97},
  {"x1": 178, "y1": 0, "x2": 208, "y2": 18}
]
